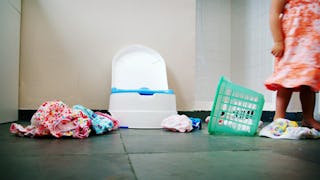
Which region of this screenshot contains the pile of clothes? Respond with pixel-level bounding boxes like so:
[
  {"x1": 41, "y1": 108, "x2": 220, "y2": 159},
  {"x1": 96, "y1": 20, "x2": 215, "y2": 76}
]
[
  {"x1": 10, "y1": 99, "x2": 206, "y2": 138},
  {"x1": 10, "y1": 100, "x2": 119, "y2": 139},
  {"x1": 259, "y1": 118, "x2": 320, "y2": 139}
]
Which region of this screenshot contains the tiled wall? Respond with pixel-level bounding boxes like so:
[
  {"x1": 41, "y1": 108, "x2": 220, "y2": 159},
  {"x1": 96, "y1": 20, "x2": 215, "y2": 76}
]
[
  {"x1": 230, "y1": 0, "x2": 274, "y2": 110},
  {"x1": 195, "y1": 0, "x2": 231, "y2": 110}
]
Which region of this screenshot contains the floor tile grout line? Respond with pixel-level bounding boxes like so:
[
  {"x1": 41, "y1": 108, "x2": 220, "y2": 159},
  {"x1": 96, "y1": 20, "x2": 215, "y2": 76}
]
[
  {"x1": 124, "y1": 148, "x2": 272, "y2": 155},
  {"x1": 119, "y1": 131, "x2": 138, "y2": 180}
]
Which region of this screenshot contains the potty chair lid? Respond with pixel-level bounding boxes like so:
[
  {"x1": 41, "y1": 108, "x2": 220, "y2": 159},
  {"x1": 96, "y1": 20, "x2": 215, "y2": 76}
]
[{"x1": 111, "y1": 45, "x2": 169, "y2": 90}]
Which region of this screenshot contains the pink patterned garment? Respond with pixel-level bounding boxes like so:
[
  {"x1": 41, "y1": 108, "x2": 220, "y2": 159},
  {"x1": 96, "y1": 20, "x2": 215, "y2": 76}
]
[
  {"x1": 10, "y1": 100, "x2": 91, "y2": 138},
  {"x1": 161, "y1": 115, "x2": 193, "y2": 133},
  {"x1": 265, "y1": 0, "x2": 320, "y2": 92}
]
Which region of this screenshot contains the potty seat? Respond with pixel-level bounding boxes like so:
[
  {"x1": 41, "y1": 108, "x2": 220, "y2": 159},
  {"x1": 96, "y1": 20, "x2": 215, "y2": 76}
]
[{"x1": 108, "y1": 45, "x2": 177, "y2": 128}]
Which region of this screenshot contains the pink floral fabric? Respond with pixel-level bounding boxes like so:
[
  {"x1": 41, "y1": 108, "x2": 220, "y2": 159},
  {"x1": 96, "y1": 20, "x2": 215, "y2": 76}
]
[
  {"x1": 265, "y1": 0, "x2": 320, "y2": 92},
  {"x1": 10, "y1": 100, "x2": 92, "y2": 138},
  {"x1": 161, "y1": 115, "x2": 193, "y2": 133}
]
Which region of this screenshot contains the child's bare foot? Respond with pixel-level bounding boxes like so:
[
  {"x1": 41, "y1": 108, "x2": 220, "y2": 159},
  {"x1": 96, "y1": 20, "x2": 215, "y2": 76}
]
[{"x1": 301, "y1": 119, "x2": 320, "y2": 131}]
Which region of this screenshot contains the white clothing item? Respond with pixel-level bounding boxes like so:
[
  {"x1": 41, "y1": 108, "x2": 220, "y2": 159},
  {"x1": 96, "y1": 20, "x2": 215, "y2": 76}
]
[{"x1": 259, "y1": 118, "x2": 320, "y2": 139}]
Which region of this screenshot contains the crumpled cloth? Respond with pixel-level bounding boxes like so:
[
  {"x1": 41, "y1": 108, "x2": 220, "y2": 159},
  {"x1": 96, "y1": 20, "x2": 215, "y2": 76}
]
[
  {"x1": 189, "y1": 117, "x2": 201, "y2": 130},
  {"x1": 161, "y1": 115, "x2": 193, "y2": 133},
  {"x1": 10, "y1": 100, "x2": 92, "y2": 138},
  {"x1": 73, "y1": 105, "x2": 119, "y2": 134},
  {"x1": 10, "y1": 100, "x2": 119, "y2": 138},
  {"x1": 95, "y1": 111, "x2": 120, "y2": 131},
  {"x1": 259, "y1": 118, "x2": 320, "y2": 139}
]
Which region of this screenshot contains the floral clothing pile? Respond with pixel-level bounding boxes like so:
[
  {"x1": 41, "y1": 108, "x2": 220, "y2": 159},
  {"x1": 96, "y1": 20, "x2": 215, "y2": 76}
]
[{"x1": 10, "y1": 100, "x2": 119, "y2": 139}]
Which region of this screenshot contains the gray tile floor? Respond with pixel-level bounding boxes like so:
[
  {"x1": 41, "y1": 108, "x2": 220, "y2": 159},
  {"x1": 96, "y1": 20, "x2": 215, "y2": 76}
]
[{"x1": 1, "y1": 121, "x2": 320, "y2": 180}]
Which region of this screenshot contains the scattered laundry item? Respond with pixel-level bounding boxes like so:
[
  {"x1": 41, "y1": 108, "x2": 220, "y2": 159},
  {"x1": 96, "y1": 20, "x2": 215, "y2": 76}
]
[
  {"x1": 205, "y1": 116, "x2": 210, "y2": 123},
  {"x1": 258, "y1": 121, "x2": 263, "y2": 128},
  {"x1": 95, "y1": 111, "x2": 119, "y2": 130},
  {"x1": 161, "y1": 115, "x2": 193, "y2": 133},
  {"x1": 73, "y1": 105, "x2": 114, "y2": 134},
  {"x1": 10, "y1": 100, "x2": 119, "y2": 138},
  {"x1": 10, "y1": 100, "x2": 92, "y2": 138},
  {"x1": 189, "y1": 117, "x2": 201, "y2": 130},
  {"x1": 259, "y1": 118, "x2": 320, "y2": 139}
]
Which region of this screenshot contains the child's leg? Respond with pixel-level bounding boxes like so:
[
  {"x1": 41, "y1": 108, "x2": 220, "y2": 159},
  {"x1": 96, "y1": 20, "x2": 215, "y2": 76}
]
[
  {"x1": 300, "y1": 85, "x2": 320, "y2": 130},
  {"x1": 274, "y1": 87, "x2": 293, "y2": 120}
]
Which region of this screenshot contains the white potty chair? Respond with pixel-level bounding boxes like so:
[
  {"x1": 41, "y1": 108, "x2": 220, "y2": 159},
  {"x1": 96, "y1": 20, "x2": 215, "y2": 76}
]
[{"x1": 108, "y1": 45, "x2": 177, "y2": 128}]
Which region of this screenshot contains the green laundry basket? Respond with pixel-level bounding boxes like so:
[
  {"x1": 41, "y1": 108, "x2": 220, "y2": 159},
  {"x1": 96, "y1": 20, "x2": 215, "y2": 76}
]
[{"x1": 208, "y1": 76, "x2": 265, "y2": 136}]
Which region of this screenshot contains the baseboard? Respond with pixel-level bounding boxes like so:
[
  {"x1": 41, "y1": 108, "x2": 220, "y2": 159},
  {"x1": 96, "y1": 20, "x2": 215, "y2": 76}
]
[
  {"x1": 18, "y1": 110, "x2": 36, "y2": 121},
  {"x1": 18, "y1": 110, "x2": 302, "y2": 122}
]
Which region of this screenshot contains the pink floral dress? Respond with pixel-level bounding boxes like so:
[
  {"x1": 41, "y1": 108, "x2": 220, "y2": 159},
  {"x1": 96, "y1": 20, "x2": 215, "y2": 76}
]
[
  {"x1": 265, "y1": 0, "x2": 320, "y2": 92},
  {"x1": 10, "y1": 100, "x2": 92, "y2": 138}
]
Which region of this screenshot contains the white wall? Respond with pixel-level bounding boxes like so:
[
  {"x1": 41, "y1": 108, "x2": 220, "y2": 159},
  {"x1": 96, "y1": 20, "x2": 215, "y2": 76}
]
[
  {"x1": 0, "y1": 0, "x2": 21, "y2": 123},
  {"x1": 20, "y1": 0, "x2": 196, "y2": 110}
]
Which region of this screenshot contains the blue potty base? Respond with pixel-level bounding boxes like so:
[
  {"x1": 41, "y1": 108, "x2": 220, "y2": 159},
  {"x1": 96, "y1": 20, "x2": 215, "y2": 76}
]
[{"x1": 111, "y1": 87, "x2": 174, "y2": 96}]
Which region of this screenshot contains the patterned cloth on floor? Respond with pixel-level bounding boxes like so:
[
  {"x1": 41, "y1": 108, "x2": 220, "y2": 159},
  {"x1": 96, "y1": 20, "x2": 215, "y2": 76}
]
[
  {"x1": 10, "y1": 100, "x2": 119, "y2": 138},
  {"x1": 95, "y1": 111, "x2": 120, "y2": 131},
  {"x1": 73, "y1": 105, "x2": 119, "y2": 134},
  {"x1": 161, "y1": 114, "x2": 201, "y2": 133},
  {"x1": 189, "y1": 117, "x2": 201, "y2": 130},
  {"x1": 259, "y1": 118, "x2": 320, "y2": 139}
]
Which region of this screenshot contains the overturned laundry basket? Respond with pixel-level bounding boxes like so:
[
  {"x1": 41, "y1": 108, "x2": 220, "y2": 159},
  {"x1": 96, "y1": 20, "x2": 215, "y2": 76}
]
[
  {"x1": 108, "y1": 45, "x2": 177, "y2": 128},
  {"x1": 208, "y1": 76, "x2": 265, "y2": 136}
]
